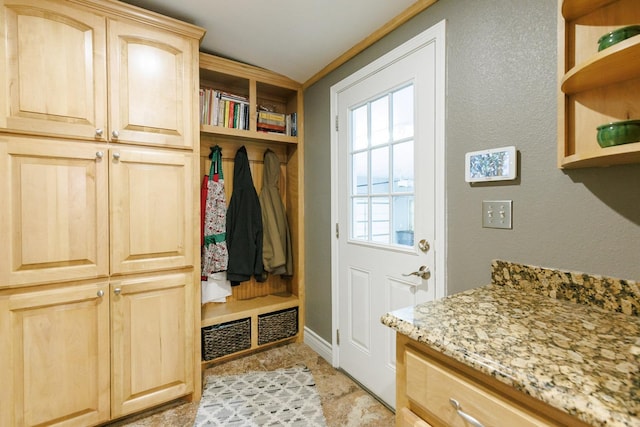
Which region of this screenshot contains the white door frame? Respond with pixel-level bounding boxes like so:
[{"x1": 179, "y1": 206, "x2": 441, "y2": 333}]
[{"x1": 330, "y1": 20, "x2": 447, "y2": 367}]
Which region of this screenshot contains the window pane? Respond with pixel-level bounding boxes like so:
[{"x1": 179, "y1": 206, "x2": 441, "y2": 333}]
[
  {"x1": 371, "y1": 196, "x2": 389, "y2": 244},
  {"x1": 392, "y1": 85, "x2": 414, "y2": 141},
  {"x1": 352, "y1": 197, "x2": 369, "y2": 241},
  {"x1": 352, "y1": 151, "x2": 368, "y2": 195},
  {"x1": 370, "y1": 146, "x2": 389, "y2": 194},
  {"x1": 392, "y1": 195, "x2": 414, "y2": 246},
  {"x1": 370, "y1": 96, "x2": 389, "y2": 146},
  {"x1": 351, "y1": 105, "x2": 368, "y2": 150},
  {"x1": 393, "y1": 141, "x2": 414, "y2": 192}
]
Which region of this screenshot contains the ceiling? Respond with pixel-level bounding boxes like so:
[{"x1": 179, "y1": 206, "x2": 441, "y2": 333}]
[{"x1": 120, "y1": 0, "x2": 419, "y2": 84}]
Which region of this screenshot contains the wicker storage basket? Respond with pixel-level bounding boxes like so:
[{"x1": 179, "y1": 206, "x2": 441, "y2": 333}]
[
  {"x1": 258, "y1": 307, "x2": 298, "y2": 345},
  {"x1": 202, "y1": 317, "x2": 251, "y2": 361}
]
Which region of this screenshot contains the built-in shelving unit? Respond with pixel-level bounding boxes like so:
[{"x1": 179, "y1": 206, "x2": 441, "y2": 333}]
[
  {"x1": 198, "y1": 52, "x2": 304, "y2": 365},
  {"x1": 557, "y1": 0, "x2": 640, "y2": 168}
]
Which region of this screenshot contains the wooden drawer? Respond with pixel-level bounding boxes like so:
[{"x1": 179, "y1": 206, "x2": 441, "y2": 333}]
[{"x1": 405, "y1": 348, "x2": 554, "y2": 427}]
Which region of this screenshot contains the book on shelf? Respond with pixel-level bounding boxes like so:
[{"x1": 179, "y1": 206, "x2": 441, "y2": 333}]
[
  {"x1": 200, "y1": 87, "x2": 249, "y2": 130},
  {"x1": 257, "y1": 122, "x2": 286, "y2": 133},
  {"x1": 257, "y1": 110, "x2": 297, "y2": 136}
]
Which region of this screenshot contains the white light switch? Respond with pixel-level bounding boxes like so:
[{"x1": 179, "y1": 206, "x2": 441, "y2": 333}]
[{"x1": 482, "y1": 200, "x2": 512, "y2": 229}]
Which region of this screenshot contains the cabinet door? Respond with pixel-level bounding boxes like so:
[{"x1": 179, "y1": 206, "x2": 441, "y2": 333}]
[
  {"x1": 0, "y1": 137, "x2": 109, "y2": 287},
  {"x1": 110, "y1": 271, "x2": 194, "y2": 417},
  {"x1": 107, "y1": 18, "x2": 195, "y2": 149},
  {"x1": 109, "y1": 146, "x2": 193, "y2": 274},
  {"x1": 0, "y1": 281, "x2": 110, "y2": 427},
  {"x1": 0, "y1": 0, "x2": 107, "y2": 140}
]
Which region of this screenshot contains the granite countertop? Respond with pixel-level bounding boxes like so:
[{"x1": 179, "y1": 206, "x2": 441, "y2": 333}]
[{"x1": 381, "y1": 284, "x2": 640, "y2": 427}]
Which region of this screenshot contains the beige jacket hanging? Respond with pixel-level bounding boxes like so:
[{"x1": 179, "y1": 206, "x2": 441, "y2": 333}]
[{"x1": 259, "y1": 149, "x2": 293, "y2": 276}]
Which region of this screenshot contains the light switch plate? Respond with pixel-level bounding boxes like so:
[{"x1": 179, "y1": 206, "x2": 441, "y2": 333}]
[{"x1": 482, "y1": 200, "x2": 512, "y2": 229}]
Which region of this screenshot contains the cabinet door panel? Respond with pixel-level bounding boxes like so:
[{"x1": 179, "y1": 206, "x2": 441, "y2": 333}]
[
  {"x1": 0, "y1": 0, "x2": 107, "y2": 140},
  {"x1": 0, "y1": 281, "x2": 110, "y2": 427},
  {"x1": 109, "y1": 146, "x2": 193, "y2": 274},
  {"x1": 0, "y1": 138, "x2": 109, "y2": 287},
  {"x1": 108, "y1": 18, "x2": 195, "y2": 148},
  {"x1": 110, "y1": 272, "x2": 193, "y2": 417}
]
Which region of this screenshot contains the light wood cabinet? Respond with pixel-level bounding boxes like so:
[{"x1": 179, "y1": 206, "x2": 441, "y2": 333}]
[
  {"x1": 109, "y1": 146, "x2": 194, "y2": 274},
  {"x1": 0, "y1": 0, "x2": 198, "y2": 149},
  {"x1": 0, "y1": 139, "x2": 194, "y2": 287},
  {"x1": 0, "y1": 0, "x2": 107, "y2": 140},
  {"x1": 198, "y1": 53, "x2": 305, "y2": 364},
  {"x1": 111, "y1": 272, "x2": 193, "y2": 418},
  {"x1": 0, "y1": 0, "x2": 205, "y2": 425},
  {"x1": 0, "y1": 137, "x2": 109, "y2": 287},
  {"x1": 0, "y1": 281, "x2": 111, "y2": 427},
  {"x1": 395, "y1": 334, "x2": 588, "y2": 427},
  {"x1": 558, "y1": 0, "x2": 640, "y2": 168},
  {"x1": 107, "y1": 18, "x2": 196, "y2": 149}
]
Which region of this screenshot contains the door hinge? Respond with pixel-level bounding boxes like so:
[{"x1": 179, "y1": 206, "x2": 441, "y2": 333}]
[
  {"x1": 336, "y1": 329, "x2": 340, "y2": 346},
  {"x1": 335, "y1": 223, "x2": 339, "y2": 239},
  {"x1": 335, "y1": 115, "x2": 339, "y2": 132}
]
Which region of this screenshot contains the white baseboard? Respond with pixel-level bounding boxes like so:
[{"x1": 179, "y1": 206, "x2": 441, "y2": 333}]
[{"x1": 303, "y1": 327, "x2": 333, "y2": 365}]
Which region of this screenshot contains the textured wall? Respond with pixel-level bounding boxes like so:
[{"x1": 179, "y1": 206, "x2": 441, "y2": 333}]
[{"x1": 304, "y1": 0, "x2": 640, "y2": 343}]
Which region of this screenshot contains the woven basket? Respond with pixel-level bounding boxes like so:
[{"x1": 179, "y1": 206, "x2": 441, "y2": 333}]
[
  {"x1": 258, "y1": 307, "x2": 298, "y2": 345},
  {"x1": 202, "y1": 317, "x2": 251, "y2": 361}
]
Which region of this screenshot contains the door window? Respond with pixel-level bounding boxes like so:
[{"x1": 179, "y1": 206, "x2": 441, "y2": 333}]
[{"x1": 349, "y1": 84, "x2": 415, "y2": 247}]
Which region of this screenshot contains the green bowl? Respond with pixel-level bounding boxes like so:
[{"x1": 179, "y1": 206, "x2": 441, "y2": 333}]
[
  {"x1": 597, "y1": 25, "x2": 640, "y2": 51},
  {"x1": 596, "y1": 120, "x2": 640, "y2": 148}
]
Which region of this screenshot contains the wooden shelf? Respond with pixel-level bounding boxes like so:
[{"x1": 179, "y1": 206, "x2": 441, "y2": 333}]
[
  {"x1": 561, "y1": 0, "x2": 618, "y2": 20},
  {"x1": 557, "y1": 0, "x2": 640, "y2": 168},
  {"x1": 201, "y1": 293, "x2": 299, "y2": 327},
  {"x1": 560, "y1": 141, "x2": 640, "y2": 168},
  {"x1": 561, "y1": 36, "x2": 640, "y2": 94},
  {"x1": 200, "y1": 123, "x2": 298, "y2": 144}
]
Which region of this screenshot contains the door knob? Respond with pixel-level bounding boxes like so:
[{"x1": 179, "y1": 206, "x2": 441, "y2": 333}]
[
  {"x1": 112, "y1": 130, "x2": 119, "y2": 139},
  {"x1": 418, "y1": 239, "x2": 430, "y2": 252},
  {"x1": 112, "y1": 152, "x2": 120, "y2": 160},
  {"x1": 402, "y1": 265, "x2": 430, "y2": 279},
  {"x1": 114, "y1": 287, "x2": 122, "y2": 295}
]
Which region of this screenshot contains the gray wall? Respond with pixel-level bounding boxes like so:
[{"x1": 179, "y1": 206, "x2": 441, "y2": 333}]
[{"x1": 304, "y1": 0, "x2": 640, "y2": 343}]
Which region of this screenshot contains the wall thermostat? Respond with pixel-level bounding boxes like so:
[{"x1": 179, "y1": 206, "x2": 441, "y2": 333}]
[{"x1": 465, "y1": 146, "x2": 517, "y2": 183}]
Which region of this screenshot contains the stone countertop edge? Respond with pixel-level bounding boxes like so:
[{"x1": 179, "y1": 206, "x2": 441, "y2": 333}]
[{"x1": 381, "y1": 284, "x2": 640, "y2": 427}]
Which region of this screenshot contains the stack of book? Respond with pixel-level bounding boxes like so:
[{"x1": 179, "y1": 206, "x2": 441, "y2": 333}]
[
  {"x1": 200, "y1": 88, "x2": 250, "y2": 130},
  {"x1": 257, "y1": 111, "x2": 297, "y2": 137}
]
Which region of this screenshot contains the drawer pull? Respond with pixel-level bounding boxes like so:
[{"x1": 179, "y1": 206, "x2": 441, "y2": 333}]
[{"x1": 449, "y1": 398, "x2": 485, "y2": 427}]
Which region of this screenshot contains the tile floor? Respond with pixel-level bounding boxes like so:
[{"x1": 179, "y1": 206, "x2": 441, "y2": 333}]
[{"x1": 107, "y1": 342, "x2": 395, "y2": 427}]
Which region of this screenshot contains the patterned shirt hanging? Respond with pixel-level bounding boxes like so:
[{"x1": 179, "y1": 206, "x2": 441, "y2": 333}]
[{"x1": 202, "y1": 145, "x2": 228, "y2": 278}]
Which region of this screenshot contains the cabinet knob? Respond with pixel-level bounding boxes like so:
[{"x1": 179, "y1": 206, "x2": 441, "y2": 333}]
[
  {"x1": 114, "y1": 287, "x2": 122, "y2": 295},
  {"x1": 112, "y1": 152, "x2": 121, "y2": 160},
  {"x1": 95, "y1": 128, "x2": 104, "y2": 137},
  {"x1": 112, "y1": 130, "x2": 119, "y2": 139},
  {"x1": 96, "y1": 151, "x2": 104, "y2": 159},
  {"x1": 97, "y1": 289, "x2": 104, "y2": 297}
]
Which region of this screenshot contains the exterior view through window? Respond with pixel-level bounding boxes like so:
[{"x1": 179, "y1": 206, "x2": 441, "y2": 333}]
[{"x1": 350, "y1": 84, "x2": 415, "y2": 247}]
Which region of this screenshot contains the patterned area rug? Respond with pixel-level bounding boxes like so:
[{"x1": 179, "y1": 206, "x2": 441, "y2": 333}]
[{"x1": 194, "y1": 365, "x2": 327, "y2": 426}]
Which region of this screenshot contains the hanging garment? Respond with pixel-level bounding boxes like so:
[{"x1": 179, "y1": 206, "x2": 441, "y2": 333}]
[
  {"x1": 201, "y1": 145, "x2": 229, "y2": 279},
  {"x1": 226, "y1": 146, "x2": 265, "y2": 285},
  {"x1": 259, "y1": 149, "x2": 293, "y2": 276}
]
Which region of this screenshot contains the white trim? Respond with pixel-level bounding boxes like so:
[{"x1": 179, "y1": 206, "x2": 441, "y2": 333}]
[
  {"x1": 329, "y1": 20, "x2": 447, "y2": 368},
  {"x1": 303, "y1": 327, "x2": 333, "y2": 365}
]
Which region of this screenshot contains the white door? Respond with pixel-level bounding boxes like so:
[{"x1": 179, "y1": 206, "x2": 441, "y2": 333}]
[{"x1": 331, "y1": 21, "x2": 446, "y2": 409}]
